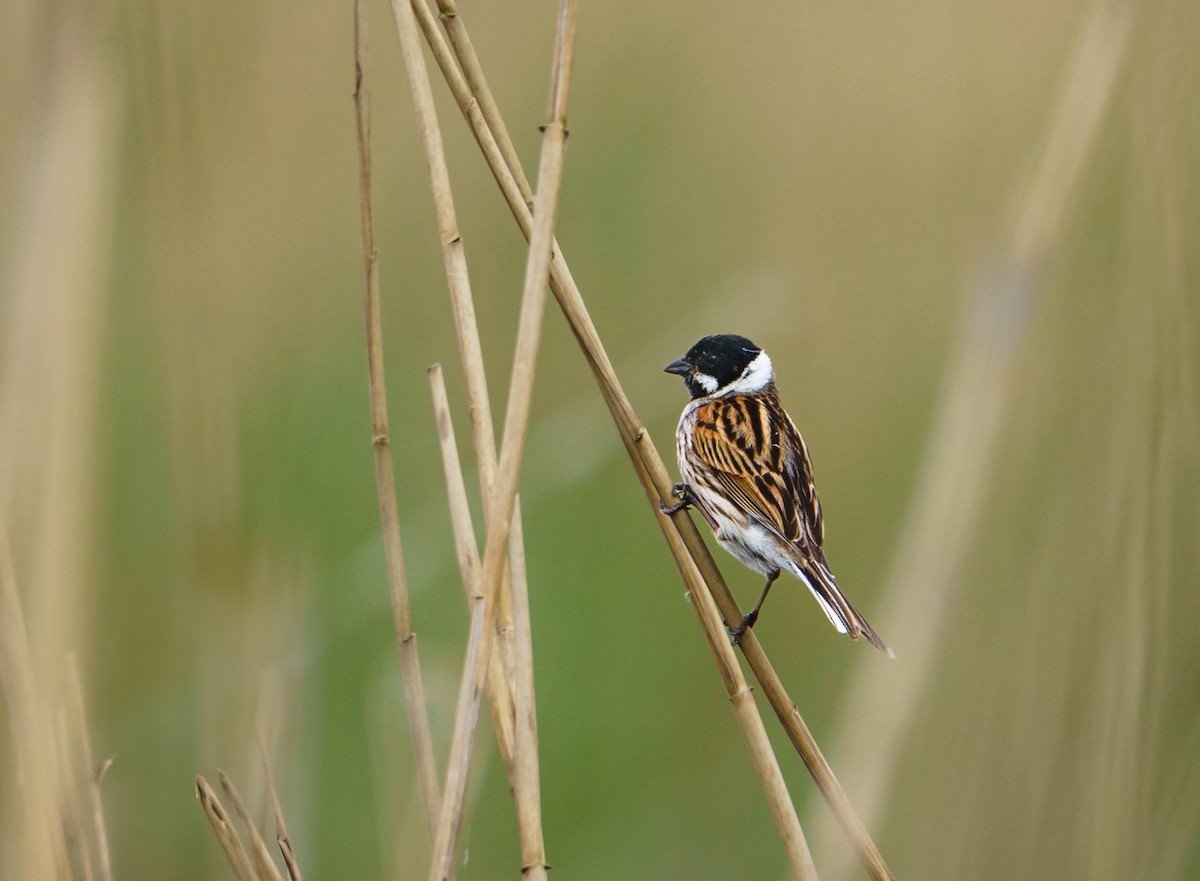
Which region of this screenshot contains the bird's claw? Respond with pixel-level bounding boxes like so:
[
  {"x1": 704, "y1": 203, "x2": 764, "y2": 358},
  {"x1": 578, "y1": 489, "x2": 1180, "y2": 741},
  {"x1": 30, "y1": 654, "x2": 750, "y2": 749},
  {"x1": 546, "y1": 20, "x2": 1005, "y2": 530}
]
[
  {"x1": 658, "y1": 483, "x2": 692, "y2": 516},
  {"x1": 727, "y1": 610, "x2": 758, "y2": 646}
]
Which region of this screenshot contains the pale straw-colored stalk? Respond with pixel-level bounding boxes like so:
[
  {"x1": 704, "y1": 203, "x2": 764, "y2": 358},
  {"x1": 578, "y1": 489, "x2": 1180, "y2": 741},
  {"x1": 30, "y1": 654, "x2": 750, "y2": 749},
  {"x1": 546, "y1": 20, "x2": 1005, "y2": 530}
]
[
  {"x1": 388, "y1": 0, "x2": 506, "y2": 542},
  {"x1": 414, "y1": 2, "x2": 578, "y2": 876},
  {"x1": 812, "y1": 5, "x2": 1135, "y2": 879},
  {"x1": 353, "y1": 0, "x2": 442, "y2": 841},
  {"x1": 663, "y1": 488, "x2": 819, "y2": 879},
  {"x1": 409, "y1": 6, "x2": 893, "y2": 877},
  {"x1": 502, "y1": 5, "x2": 578, "y2": 877},
  {"x1": 0, "y1": 519, "x2": 69, "y2": 879},
  {"x1": 259, "y1": 735, "x2": 305, "y2": 881},
  {"x1": 428, "y1": 364, "x2": 517, "y2": 777},
  {"x1": 217, "y1": 771, "x2": 287, "y2": 881},
  {"x1": 53, "y1": 710, "x2": 89, "y2": 881},
  {"x1": 434, "y1": 0, "x2": 533, "y2": 203},
  {"x1": 66, "y1": 654, "x2": 114, "y2": 881},
  {"x1": 196, "y1": 775, "x2": 261, "y2": 881},
  {"x1": 388, "y1": 0, "x2": 549, "y2": 870}
]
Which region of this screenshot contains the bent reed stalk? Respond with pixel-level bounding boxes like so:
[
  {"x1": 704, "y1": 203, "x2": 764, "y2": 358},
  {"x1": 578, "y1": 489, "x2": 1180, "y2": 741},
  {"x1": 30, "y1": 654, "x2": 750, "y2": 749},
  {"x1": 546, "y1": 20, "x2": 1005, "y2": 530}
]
[
  {"x1": 409, "y1": 2, "x2": 894, "y2": 878},
  {"x1": 389, "y1": 1, "x2": 579, "y2": 879}
]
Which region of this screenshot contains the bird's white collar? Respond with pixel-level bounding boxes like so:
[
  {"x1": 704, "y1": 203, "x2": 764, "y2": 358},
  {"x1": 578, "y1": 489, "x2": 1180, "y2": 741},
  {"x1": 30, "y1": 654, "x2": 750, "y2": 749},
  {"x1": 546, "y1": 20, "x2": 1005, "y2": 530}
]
[{"x1": 725, "y1": 350, "x2": 773, "y2": 395}]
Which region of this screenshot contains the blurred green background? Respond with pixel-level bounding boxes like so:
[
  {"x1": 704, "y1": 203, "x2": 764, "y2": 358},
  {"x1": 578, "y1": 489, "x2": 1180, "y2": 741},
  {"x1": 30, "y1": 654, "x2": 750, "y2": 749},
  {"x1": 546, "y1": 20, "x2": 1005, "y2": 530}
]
[{"x1": 2, "y1": 0, "x2": 1198, "y2": 879}]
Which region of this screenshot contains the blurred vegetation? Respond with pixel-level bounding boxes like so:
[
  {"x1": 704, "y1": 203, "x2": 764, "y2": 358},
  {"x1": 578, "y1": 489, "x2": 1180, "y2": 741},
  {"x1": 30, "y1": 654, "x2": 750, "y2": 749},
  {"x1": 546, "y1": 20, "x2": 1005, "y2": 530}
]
[{"x1": 1, "y1": 0, "x2": 1197, "y2": 879}]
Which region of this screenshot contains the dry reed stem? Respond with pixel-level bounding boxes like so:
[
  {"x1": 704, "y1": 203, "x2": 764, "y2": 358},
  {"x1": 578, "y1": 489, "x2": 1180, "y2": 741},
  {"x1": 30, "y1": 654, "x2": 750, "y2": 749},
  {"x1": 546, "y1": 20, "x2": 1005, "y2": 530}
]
[
  {"x1": 410, "y1": 10, "x2": 893, "y2": 879},
  {"x1": 503, "y1": 3, "x2": 578, "y2": 877},
  {"x1": 412, "y1": 1, "x2": 578, "y2": 874},
  {"x1": 388, "y1": 1, "x2": 549, "y2": 868},
  {"x1": 259, "y1": 734, "x2": 305, "y2": 881},
  {"x1": 388, "y1": 0, "x2": 515, "y2": 676},
  {"x1": 54, "y1": 710, "x2": 88, "y2": 881},
  {"x1": 505, "y1": 499, "x2": 544, "y2": 878},
  {"x1": 428, "y1": 363, "x2": 518, "y2": 778},
  {"x1": 666, "y1": 510, "x2": 818, "y2": 879},
  {"x1": 66, "y1": 654, "x2": 114, "y2": 881},
  {"x1": 434, "y1": 0, "x2": 533, "y2": 204},
  {"x1": 812, "y1": 6, "x2": 1134, "y2": 878},
  {"x1": 218, "y1": 771, "x2": 286, "y2": 881},
  {"x1": 354, "y1": 0, "x2": 442, "y2": 841},
  {"x1": 426, "y1": 575, "x2": 490, "y2": 881},
  {"x1": 390, "y1": 0, "x2": 547, "y2": 865},
  {"x1": 0, "y1": 518, "x2": 70, "y2": 879},
  {"x1": 196, "y1": 775, "x2": 260, "y2": 881},
  {"x1": 388, "y1": 0, "x2": 544, "y2": 849}
]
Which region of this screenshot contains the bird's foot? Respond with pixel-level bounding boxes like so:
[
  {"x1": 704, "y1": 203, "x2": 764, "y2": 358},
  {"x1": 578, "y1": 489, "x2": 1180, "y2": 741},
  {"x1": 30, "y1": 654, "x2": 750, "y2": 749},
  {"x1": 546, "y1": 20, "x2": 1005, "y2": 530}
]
[
  {"x1": 658, "y1": 483, "x2": 692, "y2": 516},
  {"x1": 728, "y1": 609, "x2": 759, "y2": 646}
]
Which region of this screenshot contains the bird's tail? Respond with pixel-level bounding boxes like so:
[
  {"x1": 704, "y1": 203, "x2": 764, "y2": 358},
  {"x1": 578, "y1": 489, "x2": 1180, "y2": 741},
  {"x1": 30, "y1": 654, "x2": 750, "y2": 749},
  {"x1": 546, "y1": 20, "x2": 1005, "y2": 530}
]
[{"x1": 790, "y1": 556, "x2": 894, "y2": 658}]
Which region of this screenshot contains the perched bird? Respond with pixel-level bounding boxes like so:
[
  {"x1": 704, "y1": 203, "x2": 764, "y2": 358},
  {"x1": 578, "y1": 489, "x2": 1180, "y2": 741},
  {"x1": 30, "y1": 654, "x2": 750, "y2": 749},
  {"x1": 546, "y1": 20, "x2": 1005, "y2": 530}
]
[{"x1": 662, "y1": 334, "x2": 891, "y2": 654}]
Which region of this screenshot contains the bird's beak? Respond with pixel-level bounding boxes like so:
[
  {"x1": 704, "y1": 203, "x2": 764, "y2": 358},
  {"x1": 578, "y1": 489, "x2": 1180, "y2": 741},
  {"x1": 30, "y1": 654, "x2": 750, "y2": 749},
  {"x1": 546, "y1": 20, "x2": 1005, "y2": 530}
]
[{"x1": 664, "y1": 357, "x2": 691, "y2": 376}]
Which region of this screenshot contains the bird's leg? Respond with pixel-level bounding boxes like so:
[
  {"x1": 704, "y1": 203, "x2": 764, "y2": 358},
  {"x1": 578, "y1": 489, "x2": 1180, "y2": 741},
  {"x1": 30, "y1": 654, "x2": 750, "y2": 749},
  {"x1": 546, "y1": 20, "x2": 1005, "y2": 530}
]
[
  {"x1": 659, "y1": 483, "x2": 720, "y2": 530},
  {"x1": 730, "y1": 570, "x2": 780, "y2": 645},
  {"x1": 659, "y1": 482, "x2": 695, "y2": 516}
]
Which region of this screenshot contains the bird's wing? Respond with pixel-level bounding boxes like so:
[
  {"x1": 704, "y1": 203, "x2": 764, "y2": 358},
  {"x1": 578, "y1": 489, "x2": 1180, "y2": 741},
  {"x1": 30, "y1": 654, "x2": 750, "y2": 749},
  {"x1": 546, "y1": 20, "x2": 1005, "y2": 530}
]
[
  {"x1": 779, "y1": 406, "x2": 825, "y2": 547},
  {"x1": 692, "y1": 396, "x2": 892, "y2": 655},
  {"x1": 689, "y1": 396, "x2": 820, "y2": 549}
]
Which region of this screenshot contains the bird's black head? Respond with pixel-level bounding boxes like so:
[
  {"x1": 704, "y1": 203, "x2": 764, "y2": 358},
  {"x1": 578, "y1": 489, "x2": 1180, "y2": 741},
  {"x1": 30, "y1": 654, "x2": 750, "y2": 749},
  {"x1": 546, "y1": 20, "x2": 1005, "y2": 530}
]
[{"x1": 664, "y1": 334, "x2": 772, "y2": 400}]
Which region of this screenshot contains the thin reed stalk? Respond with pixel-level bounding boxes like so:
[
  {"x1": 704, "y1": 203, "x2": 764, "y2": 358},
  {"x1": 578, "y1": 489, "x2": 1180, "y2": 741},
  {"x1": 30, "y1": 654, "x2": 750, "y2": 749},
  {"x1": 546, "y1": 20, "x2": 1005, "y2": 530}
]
[
  {"x1": 812, "y1": 5, "x2": 1135, "y2": 878},
  {"x1": 405, "y1": 2, "x2": 579, "y2": 875},
  {"x1": 0, "y1": 518, "x2": 70, "y2": 879},
  {"x1": 665, "y1": 501, "x2": 818, "y2": 879},
  {"x1": 425, "y1": 571, "x2": 489, "y2": 881},
  {"x1": 196, "y1": 776, "x2": 260, "y2": 881},
  {"x1": 388, "y1": 0, "x2": 550, "y2": 872},
  {"x1": 217, "y1": 771, "x2": 286, "y2": 881},
  {"x1": 66, "y1": 654, "x2": 114, "y2": 881},
  {"x1": 410, "y1": 8, "x2": 894, "y2": 878},
  {"x1": 353, "y1": 0, "x2": 442, "y2": 842},
  {"x1": 435, "y1": 0, "x2": 532, "y2": 203},
  {"x1": 398, "y1": 12, "x2": 549, "y2": 864},
  {"x1": 502, "y1": 4, "x2": 577, "y2": 876},
  {"x1": 428, "y1": 364, "x2": 517, "y2": 778},
  {"x1": 259, "y1": 735, "x2": 305, "y2": 881},
  {"x1": 388, "y1": 0, "x2": 511, "y2": 603}
]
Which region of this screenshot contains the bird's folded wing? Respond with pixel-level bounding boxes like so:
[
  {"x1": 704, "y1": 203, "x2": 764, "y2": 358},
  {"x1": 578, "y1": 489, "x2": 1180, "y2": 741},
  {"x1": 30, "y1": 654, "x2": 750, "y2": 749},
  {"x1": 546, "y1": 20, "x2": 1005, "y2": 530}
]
[{"x1": 690, "y1": 399, "x2": 818, "y2": 549}]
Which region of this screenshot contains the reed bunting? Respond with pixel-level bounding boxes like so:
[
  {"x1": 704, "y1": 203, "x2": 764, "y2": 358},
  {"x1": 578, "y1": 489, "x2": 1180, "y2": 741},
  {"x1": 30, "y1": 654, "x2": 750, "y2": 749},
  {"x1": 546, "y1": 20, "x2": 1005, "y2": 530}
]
[{"x1": 662, "y1": 334, "x2": 891, "y2": 654}]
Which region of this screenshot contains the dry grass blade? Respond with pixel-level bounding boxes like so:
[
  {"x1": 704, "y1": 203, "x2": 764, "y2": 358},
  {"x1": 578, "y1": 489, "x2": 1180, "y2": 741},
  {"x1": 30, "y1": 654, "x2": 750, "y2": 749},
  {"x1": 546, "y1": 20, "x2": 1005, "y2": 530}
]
[
  {"x1": 414, "y1": 1, "x2": 579, "y2": 875},
  {"x1": 258, "y1": 734, "x2": 305, "y2": 881},
  {"x1": 354, "y1": 0, "x2": 442, "y2": 841},
  {"x1": 391, "y1": 3, "x2": 548, "y2": 867},
  {"x1": 411, "y1": 10, "x2": 894, "y2": 879},
  {"x1": 0, "y1": 519, "x2": 70, "y2": 879},
  {"x1": 667, "y1": 516, "x2": 819, "y2": 879},
  {"x1": 53, "y1": 710, "x2": 88, "y2": 881},
  {"x1": 426, "y1": 577, "x2": 490, "y2": 881},
  {"x1": 428, "y1": 363, "x2": 517, "y2": 779},
  {"x1": 813, "y1": 6, "x2": 1135, "y2": 878},
  {"x1": 390, "y1": 0, "x2": 538, "y2": 853},
  {"x1": 394, "y1": 3, "x2": 548, "y2": 873},
  {"x1": 503, "y1": 3, "x2": 578, "y2": 877},
  {"x1": 66, "y1": 654, "x2": 114, "y2": 881},
  {"x1": 217, "y1": 771, "x2": 286, "y2": 881},
  {"x1": 196, "y1": 775, "x2": 260, "y2": 881},
  {"x1": 434, "y1": 0, "x2": 533, "y2": 202}
]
